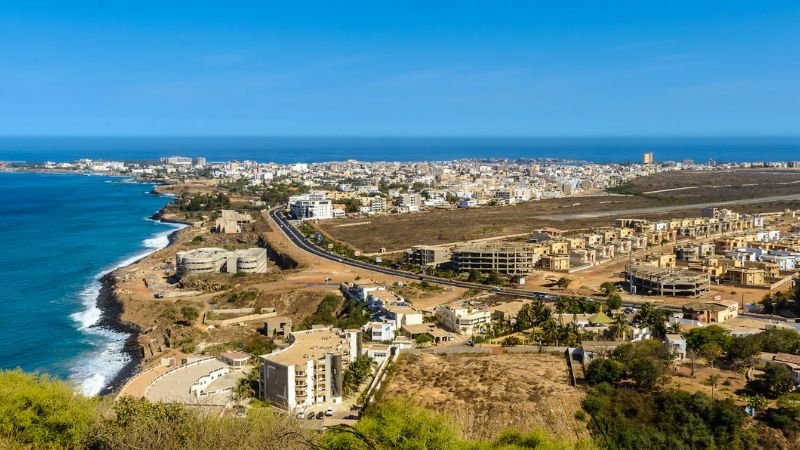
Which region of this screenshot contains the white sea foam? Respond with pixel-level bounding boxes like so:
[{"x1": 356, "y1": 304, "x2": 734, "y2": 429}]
[{"x1": 69, "y1": 221, "x2": 187, "y2": 396}]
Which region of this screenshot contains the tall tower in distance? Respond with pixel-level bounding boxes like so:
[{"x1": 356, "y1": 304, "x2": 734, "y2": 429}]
[{"x1": 643, "y1": 152, "x2": 654, "y2": 164}]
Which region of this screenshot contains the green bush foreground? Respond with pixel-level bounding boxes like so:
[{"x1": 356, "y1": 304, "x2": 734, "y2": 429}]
[{"x1": 0, "y1": 370, "x2": 590, "y2": 450}]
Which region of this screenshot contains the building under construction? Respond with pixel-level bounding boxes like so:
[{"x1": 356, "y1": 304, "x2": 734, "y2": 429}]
[
  {"x1": 452, "y1": 243, "x2": 541, "y2": 275},
  {"x1": 626, "y1": 263, "x2": 710, "y2": 297}
]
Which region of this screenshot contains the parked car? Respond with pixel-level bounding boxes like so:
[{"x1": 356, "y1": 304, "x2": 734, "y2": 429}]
[
  {"x1": 316, "y1": 411, "x2": 325, "y2": 419},
  {"x1": 307, "y1": 413, "x2": 314, "y2": 420},
  {"x1": 296, "y1": 411, "x2": 305, "y2": 419},
  {"x1": 326, "y1": 408, "x2": 334, "y2": 417}
]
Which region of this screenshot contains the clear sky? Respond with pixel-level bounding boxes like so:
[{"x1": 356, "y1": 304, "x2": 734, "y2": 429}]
[{"x1": 1, "y1": 1, "x2": 798, "y2": 136}]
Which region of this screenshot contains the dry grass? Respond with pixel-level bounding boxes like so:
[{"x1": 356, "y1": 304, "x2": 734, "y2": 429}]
[
  {"x1": 381, "y1": 352, "x2": 589, "y2": 442},
  {"x1": 320, "y1": 170, "x2": 800, "y2": 252}
]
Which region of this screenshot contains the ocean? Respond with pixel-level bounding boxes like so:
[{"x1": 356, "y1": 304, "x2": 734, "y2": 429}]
[
  {"x1": 0, "y1": 172, "x2": 181, "y2": 395},
  {"x1": 0, "y1": 136, "x2": 799, "y2": 163}
]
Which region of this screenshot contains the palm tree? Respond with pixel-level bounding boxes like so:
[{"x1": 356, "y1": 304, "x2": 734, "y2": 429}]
[
  {"x1": 609, "y1": 315, "x2": 631, "y2": 341},
  {"x1": 706, "y1": 373, "x2": 721, "y2": 400},
  {"x1": 233, "y1": 377, "x2": 255, "y2": 407},
  {"x1": 667, "y1": 322, "x2": 682, "y2": 334},
  {"x1": 542, "y1": 318, "x2": 560, "y2": 347}
]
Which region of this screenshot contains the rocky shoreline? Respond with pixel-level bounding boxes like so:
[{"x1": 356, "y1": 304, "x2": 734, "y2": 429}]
[{"x1": 95, "y1": 208, "x2": 186, "y2": 396}]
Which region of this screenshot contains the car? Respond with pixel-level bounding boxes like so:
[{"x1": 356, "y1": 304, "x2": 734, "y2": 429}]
[
  {"x1": 344, "y1": 414, "x2": 359, "y2": 420},
  {"x1": 307, "y1": 412, "x2": 314, "y2": 420},
  {"x1": 325, "y1": 407, "x2": 334, "y2": 417},
  {"x1": 316, "y1": 411, "x2": 325, "y2": 419},
  {"x1": 296, "y1": 411, "x2": 305, "y2": 419}
]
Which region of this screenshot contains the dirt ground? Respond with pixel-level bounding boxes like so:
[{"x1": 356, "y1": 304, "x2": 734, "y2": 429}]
[
  {"x1": 667, "y1": 363, "x2": 749, "y2": 402},
  {"x1": 320, "y1": 170, "x2": 800, "y2": 253},
  {"x1": 113, "y1": 203, "x2": 467, "y2": 369},
  {"x1": 381, "y1": 352, "x2": 589, "y2": 442}
]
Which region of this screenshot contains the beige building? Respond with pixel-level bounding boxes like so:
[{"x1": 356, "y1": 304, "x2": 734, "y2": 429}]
[
  {"x1": 214, "y1": 210, "x2": 253, "y2": 234},
  {"x1": 404, "y1": 245, "x2": 452, "y2": 268},
  {"x1": 725, "y1": 267, "x2": 766, "y2": 286},
  {"x1": 539, "y1": 254, "x2": 570, "y2": 271},
  {"x1": 452, "y1": 243, "x2": 541, "y2": 275},
  {"x1": 682, "y1": 300, "x2": 739, "y2": 324}
]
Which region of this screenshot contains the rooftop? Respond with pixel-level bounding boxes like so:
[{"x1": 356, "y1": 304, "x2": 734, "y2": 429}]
[{"x1": 261, "y1": 328, "x2": 347, "y2": 367}]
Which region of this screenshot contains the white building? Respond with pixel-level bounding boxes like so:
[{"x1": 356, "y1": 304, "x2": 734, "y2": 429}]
[
  {"x1": 289, "y1": 193, "x2": 333, "y2": 220},
  {"x1": 176, "y1": 247, "x2": 268, "y2": 275},
  {"x1": 363, "y1": 321, "x2": 396, "y2": 342},
  {"x1": 260, "y1": 328, "x2": 361, "y2": 411},
  {"x1": 435, "y1": 303, "x2": 491, "y2": 335}
]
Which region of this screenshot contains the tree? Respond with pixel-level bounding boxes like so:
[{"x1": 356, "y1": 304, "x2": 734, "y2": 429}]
[
  {"x1": 763, "y1": 364, "x2": 796, "y2": 397},
  {"x1": 600, "y1": 281, "x2": 617, "y2": 296},
  {"x1": 606, "y1": 293, "x2": 622, "y2": 310},
  {"x1": 415, "y1": 333, "x2": 433, "y2": 346},
  {"x1": 467, "y1": 269, "x2": 481, "y2": 283},
  {"x1": 555, "y1": 277, "x2": 572, "y2": 289},
  {"x1": 180, "y1": 306, "x2": 199, "y2": 324},
  {"x1": 634, "y1": 303, "x2": 669, "y2": 338},
  {"x1": 628, "y1": 357, "x2": 665, "y2": 390},
  {"x1": 0, "y1": 370, "x2": 97, "y2": 448},
  {"x1": 541, "y1": 318, "x2": 560, "y2": 346},
  {"x1": 608, "y1": 314, "x2": 631, "y2": 341},
  {"x1": 501, "y1": 336, "x2": 521, "y2": 347},
  {"x1": 685, "y1": 325, "x2": 732, "y2": 369},
  {"x1": 323, "y1": 400, "x2": 462, "y2": 450},
  {"x1": 586, "y1": 359, "x2": 624, "y2": 385},
  {"x1": 700, "y1": 342, "x2": 724, "y2": 369},
  {"x1": 706, "y1": 373, "x2": 721, "y2": 400},
  {"x1": 727, "y1": 334, "x2": 762, "y2": 369},
  {"x1": 233, "y1": 377, "x2": 255, "y2": 407}
]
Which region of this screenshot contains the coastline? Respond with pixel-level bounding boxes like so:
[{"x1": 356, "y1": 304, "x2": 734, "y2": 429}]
[{"x1": 94, "y1": 202, "x2": 188, "y2": 396}]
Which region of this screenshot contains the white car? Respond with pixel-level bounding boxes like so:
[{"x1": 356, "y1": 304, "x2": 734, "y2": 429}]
[
  {"x1": 325, "y1": 407, "x2": 334, "y2": 417},
  {"x1": 296, "y1": 411, "x2": 305, "y2": 419}
]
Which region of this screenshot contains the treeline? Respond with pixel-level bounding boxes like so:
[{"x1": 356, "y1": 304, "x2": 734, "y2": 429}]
[
  {"x1": 583, "y1": 384, "x2": 756, "y2": 449},
  {"x1": 174, "y1": 192, "x2": 231, "y2": 211},
  {"x1": 0, "y1": 370, "x2": 590, "y2": 449}
]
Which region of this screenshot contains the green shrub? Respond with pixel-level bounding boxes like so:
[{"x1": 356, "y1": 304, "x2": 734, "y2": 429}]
[{"x1": 0, "y1": 370, "x2": 97, "y2": 448}]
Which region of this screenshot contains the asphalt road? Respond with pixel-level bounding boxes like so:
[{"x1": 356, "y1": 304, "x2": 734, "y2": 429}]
[
  {"x1": 539, "y1": 193, "x2": 800, "y2": 221},
  {"x1": 269, "y1": 208, "x2": 787, "y2": 323}
]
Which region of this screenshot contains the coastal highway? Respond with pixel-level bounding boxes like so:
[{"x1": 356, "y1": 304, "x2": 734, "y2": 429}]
[{"x1": 269, "y1": 208, "x2": 789, "y2": 323}]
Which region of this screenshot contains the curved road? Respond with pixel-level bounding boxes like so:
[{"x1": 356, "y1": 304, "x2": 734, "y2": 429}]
[{"x1": 270, "y1": 208, "x2": 787, "y2": 323}]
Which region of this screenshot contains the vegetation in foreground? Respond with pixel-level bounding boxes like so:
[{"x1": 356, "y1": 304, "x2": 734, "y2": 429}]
[{"x1": 0, "y1": 369, "x2": 591, "y2": 449}]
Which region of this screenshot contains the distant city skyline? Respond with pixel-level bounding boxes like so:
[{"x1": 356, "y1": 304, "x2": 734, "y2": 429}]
[{"x1": 1, "y1": 1, "x2": 798, "y2": 136}]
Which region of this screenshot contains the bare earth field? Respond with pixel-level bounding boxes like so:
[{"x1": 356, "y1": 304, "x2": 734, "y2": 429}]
[
  {"x1": 380, "y1": 352, "x2": 589, "y2": 442},
  {"x1": 320, "y1": 169, "x2": 800, "y2": 252}
]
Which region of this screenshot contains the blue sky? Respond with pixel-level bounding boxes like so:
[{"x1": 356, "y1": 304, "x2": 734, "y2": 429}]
[{"x1": 0, "y1": 1, "x2": 798, "y2": 136}]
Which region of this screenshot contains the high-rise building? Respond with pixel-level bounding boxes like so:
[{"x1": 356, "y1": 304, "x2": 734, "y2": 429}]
[{"x1": 643, "y1": 152, "x2": 654, "y2": 164}]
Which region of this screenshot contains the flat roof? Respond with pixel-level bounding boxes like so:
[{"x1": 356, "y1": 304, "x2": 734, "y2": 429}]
[
  {"x1": 262, "y1": 328, "x2": 347, "y2": 367},
  {"x1": 220, "y1": 351, "x2": 250, "y2": 361},
  {"x1": 488, "y1": 300, "x2": 531, "y2": 315}
]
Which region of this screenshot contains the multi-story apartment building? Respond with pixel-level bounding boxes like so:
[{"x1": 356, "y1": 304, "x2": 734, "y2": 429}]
[
  {"x1": 452, "y1": 243, "x2": 541, "y2": 275},
  {"x1": 404, "y1": 245, "x2": 452, "y2": 268},
  {"x1": 260, "y1": 327, "x2": 361, "y2": 412},
  {"x1": 435, "y1": 302, "x2": 492, "y2": 335},
  {"x1": 289, "y1": 193, "x2": 333, "y2": 220}
]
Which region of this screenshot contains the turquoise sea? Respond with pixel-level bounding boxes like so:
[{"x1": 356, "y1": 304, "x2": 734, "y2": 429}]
[{"x1": 0, "y1": 172, "x2": 182, "y2": 395}]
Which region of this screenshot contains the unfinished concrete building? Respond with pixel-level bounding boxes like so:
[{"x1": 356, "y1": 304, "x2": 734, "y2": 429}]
[
  {"x1": 452, "y1": 243, "x2": 541, "y2": 275},
  {"x1": 626, "y1": 264, "x2": 710, "y2": 297},
  {"x1": 404, "y1": 245, "x2": 452, "y2": 268}
]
